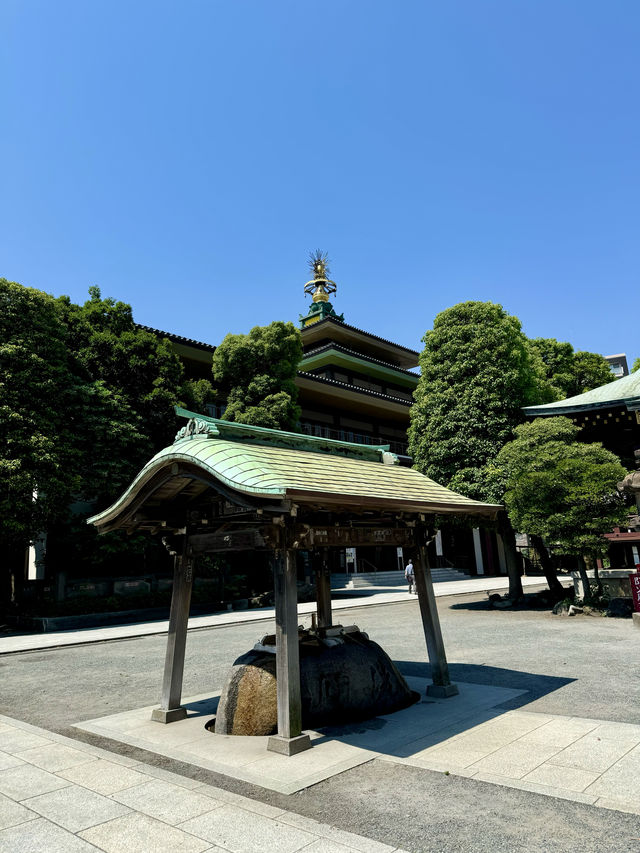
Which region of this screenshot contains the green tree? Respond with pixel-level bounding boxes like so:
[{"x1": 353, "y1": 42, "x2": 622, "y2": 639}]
[
  {"x1": 212, "y1": 321, "x2": 302, "y2": 430},
  {"x1": 571, "y1": 351, "x2": 613, "y2": 395},
  {"x1": 631, "y1": 357, "x2": 640, "y2": 373},
  {"x1": 528, "y1": 338, "x2": 614, "y2": 399},
  {"x1": 408, "y1": 302, "x2": 549, "y2": 498},
  {"x1": 494, "y1": 417, "x2": 628, "y2": 597},
  {"x1": 408, "y1": 302, "x2": 554, "y2": 600},
  {"x1": 0, "y1": 280, "x2": 78, "y2": 550},
  {"x1": 58, "y1": 287, "x2": 185, "y2": 452}
]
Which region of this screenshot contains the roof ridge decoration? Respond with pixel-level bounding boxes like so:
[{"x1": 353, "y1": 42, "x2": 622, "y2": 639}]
[
  {"x1": 300, "y1": 250, "x2": 344, "y2": 328},
  {"x1": 174, "y1": 407, "x2": 393, "y2": 462}
]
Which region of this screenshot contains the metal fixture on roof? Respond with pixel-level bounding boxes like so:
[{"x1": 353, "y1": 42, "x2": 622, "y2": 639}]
[{"x1": 304, "y1": 250, "x2": 337, "y2": 303}]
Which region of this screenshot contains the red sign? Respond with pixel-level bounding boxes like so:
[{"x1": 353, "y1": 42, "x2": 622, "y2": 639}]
[{"x1": 630, "y1": 571, "x2": 640, "y2": 614}]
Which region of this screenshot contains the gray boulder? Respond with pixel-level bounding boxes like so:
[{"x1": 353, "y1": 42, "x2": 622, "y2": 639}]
[{"x1": 214, "y1": 629, "x2": 418, "y2": 736}]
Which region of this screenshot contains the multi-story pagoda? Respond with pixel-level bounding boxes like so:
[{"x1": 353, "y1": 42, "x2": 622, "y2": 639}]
[{"x1": 296, "y1": 251, "x2": 418, "y2": 461}]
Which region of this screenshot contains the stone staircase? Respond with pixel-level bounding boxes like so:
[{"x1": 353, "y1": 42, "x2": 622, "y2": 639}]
[{"x1": 331, "y1": 568, "x2": 472, "y2": 589}]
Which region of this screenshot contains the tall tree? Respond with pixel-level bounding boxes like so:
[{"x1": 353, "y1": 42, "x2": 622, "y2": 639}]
[
  {"x1": 58, "y1": 287, "x2": 185, "y2": 452},
  {"x1": 212, "y1": 321, "x2": 302, "y2": 430},
  {"x1": 528, "y1": 337, "x2": 613, "y2": 398},
  {"x1": 631, "y1": 357, "x2": 640, "y2": 373},
  {"x1": 494, "y1": 417, "x2": 628, "y2": 598},
  {"x1": 408, "y1": 301, "x2": 553, "y2": 600},
  {"x1": 0, "y1": 280, "x2": 78, "y2": 550}
]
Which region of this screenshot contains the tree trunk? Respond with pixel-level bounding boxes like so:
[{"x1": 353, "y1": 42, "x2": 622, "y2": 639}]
[
  {"x1": 530, "y1": 534, "x2": 565, "y2": 599},
  {"x1": 497, "y1": 512, "x2": 523, "y2": 601},
  {"x1": 577, "y1": 555, "x2": 591, "y2": 603},
  {"x1": 586, "y1": 554, "x2": 602, "y2": 595}
]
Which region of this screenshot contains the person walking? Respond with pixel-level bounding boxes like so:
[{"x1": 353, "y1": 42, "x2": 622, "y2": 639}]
[{"x1": 405, "y1": 559, "x2": 415, "y2": 594}]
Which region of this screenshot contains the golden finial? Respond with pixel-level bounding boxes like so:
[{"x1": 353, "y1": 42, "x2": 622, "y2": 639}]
[{"x1": 304, "y1": 250, "x2": 337, "y2": 304}]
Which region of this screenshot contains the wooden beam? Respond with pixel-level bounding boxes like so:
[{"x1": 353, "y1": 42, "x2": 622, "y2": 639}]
[
  {"x1": 267, "y1": 546, "x2": 311, "y2": 755},
  {"x1": 414, "y1": 541, "x2": 458, "y2": 698},
  {"x1": 315, "y1": 548, "x2": 332, "y2": 630},
  {"x1": 151, "y1": 538, "x2": 194, "y2": 723}
]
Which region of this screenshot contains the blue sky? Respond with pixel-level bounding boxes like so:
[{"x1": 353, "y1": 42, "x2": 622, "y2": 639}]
[{"x1": 2, "y1": 1, "x2": 638, "y2": 365}]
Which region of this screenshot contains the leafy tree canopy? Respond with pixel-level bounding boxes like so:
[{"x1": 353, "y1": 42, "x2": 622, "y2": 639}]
[
  {"x1": 58, "y1": 287, "x2": 185, "y2": 451},
  {"x1": 632, "y1": 357, "x2": 640, "y2": 373},
  {"x1": 0, "y1": 279, "x2": 79, "y2": 548},
  {"x1": 494, "y1": 417, "x2": 628, "y2": 556},
  {"x1": 212, "y1": 321, "x2": 302, "y2": 430},
  {"x1": 528, "y1": 337, "x2": 613, "y2": 399},
  {"x1": 408, "y1": 301, "x2": 554, "y2": 501}
]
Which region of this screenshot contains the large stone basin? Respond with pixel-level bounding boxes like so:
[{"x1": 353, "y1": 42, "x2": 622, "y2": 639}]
[{"x1": 213, "y1": 626, "x2": 418, "y2": 736}]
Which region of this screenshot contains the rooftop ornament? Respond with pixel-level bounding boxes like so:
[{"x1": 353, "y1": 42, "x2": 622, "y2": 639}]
[
  {"x1": 304, "y1": 250, "x2": 337, "y2": 303},
  {"x1": 300, "y1": 250, "x2": 344, "y2": 327}
]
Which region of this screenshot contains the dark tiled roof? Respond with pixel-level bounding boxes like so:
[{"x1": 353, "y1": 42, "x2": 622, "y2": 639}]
[
  {"x1": 301, "y1": 343, "x2": 419, "y2": 378},
  {"x1": 136, "y1": 324, "x2": 217, "y2": 353},
  {"x1": 301, "y1": 317, "x2": 419, "y2": 358},
  {"x1": 298, "y1": 370, "x2": 413, "y2": 406}
]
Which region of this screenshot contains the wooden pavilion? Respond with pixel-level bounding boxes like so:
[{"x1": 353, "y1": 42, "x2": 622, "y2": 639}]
[{"x1": 89, "y1": 409, "x2": 500, "y2": 755}]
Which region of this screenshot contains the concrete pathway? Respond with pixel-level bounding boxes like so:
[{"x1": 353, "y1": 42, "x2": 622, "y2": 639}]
[
  {"x1": 0, "y1": 715, "x2": 410, "y2": 853},
  {"x1": 72, "y1": 681, "x2": 640, "y2": 816},
  {"x1": 0, "y1": 576, "x2": 548, "y2": 655}
]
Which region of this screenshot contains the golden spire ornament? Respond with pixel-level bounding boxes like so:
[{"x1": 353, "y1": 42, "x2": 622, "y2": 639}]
[{"x1": 304, "y1": 250, "x2": 337, "y2": 303}]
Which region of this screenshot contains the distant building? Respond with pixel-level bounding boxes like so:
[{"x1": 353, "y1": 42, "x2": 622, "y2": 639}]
[{"x1": 605, "y1": 353, "x2": 629, "y2": 378}]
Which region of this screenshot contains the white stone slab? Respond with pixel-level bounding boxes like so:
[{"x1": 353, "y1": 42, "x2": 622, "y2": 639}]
[
  {"x1": 178, "y1": 804, "x2": 318, "y2": 853},
  {"x1": 57, "y1": 759, "x2": 149, "y2": 795},
  {"x1": 22, "y1": 784, "x2": 131, "y2": 832},
  {"x1": 0, "y1": 816, "x2": 103, "y2": 852},
  {"x1": 80, "y1": 812, "x2": 210, "y2": 853},
  {"x1": 112, "y1": 779, "x2": 224, "y2": 825}
]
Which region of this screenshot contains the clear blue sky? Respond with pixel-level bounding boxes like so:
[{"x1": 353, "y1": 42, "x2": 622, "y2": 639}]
[{"x1": 2, "y1": 1, "x2": 638, "y2": 365}]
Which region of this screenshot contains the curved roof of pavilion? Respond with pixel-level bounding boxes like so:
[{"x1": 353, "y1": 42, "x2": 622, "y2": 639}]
[
  {"x1": 524, "y1": 370, "x2": 640, "y2": 418},
  {"x1": 88, "y1": 409, "x2": 500, "y2": 534}
]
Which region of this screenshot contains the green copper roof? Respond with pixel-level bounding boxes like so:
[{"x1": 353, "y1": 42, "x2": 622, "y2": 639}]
[
  {"x1": 524, "y1": 371, "x2": 640, "y2": 417},
  {"x1": 88, "y1": 410, "x2": 499, "y2": 531}
]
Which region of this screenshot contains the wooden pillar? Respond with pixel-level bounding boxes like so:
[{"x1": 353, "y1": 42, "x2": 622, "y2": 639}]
[
  {"x1": 152, "y1": 537, "x2": 194, "y2": 723},
  {"x1": 414, "y1": 537, "x2": 459, "y2": 699},
  {"x1": 268, "y1": 545, "x2": 311, "y2": 755},
  {"x1": 315, "y1": 547, "x2": 332, "y2": 630}
]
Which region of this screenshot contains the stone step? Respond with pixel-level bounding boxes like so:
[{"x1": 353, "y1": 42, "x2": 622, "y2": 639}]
[{"x1": 330, "y1": 569, "x2": 472, "y2": 589}]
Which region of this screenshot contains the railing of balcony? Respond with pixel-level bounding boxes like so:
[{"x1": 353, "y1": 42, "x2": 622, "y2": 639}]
[{"x1": 299, "y1": 422, "x2": 409, "y2": 456}]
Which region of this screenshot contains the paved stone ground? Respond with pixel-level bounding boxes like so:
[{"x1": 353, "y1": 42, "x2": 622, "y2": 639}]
[
  {"x1": 0, "y1": 715, "x2": 408, "y2": 853},
  {"x1": 2, "y1": 592, "x2": 640, "y2": 852}
]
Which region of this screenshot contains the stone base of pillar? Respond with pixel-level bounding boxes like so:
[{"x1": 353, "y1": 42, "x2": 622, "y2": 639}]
[
  {"x1": 426, "y1": 683, "x2": 459, "y2": 699},
  {"x1": 267, "y1": 734, "x2": 312, "y2": 755},
  {"x1": 151, "y1": 707, "x2": 188, "y2": 724}
]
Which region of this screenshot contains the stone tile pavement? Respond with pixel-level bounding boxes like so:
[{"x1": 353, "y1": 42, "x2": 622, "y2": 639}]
[
  {"x1": 0, "y1": 715, "x2": 409, "y2": 853},
  {"x1": 74, "y1": 679, "x2": 640, "y2": 815}
]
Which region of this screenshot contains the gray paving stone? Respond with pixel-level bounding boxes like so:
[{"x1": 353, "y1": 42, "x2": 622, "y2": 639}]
[
  {"x1": 112, "y1": 779, "x2": 224, "y2": 825},
  {"x1": 0, "y1": 751, "x2": 24, "y2": 772},
  {"x1": 179, "y1": 804, "x2": 318, "y2": 852},
  {"x1": 0, "y1": 817, "x2": 103, "y2": 852},
  {"x1": 129, "y1": 761, "x2": 204, "y2": 788},
  {"x1": 193, "y1": 783, "x2": 287, "y2": 818},
  {"x1": 295, "y1": 840, "x2": 364, "y2": 853},
  {"x1": 23, "y1": 784, "x2": 131, "y2": 832},
  {"x1": 523, "y1": 762, "x2": 600, "y2": 792},
  {"x1": 0, "y1": 764, "x2": 69, "y2": 800},
  {"x1": 548, "y1": 734, "x2": 638, "y2": 773},
  {"x1": 0, "y1": 793, "x2": 37, "y2": 831},
  {"x1": 0, "y1": 729, "x2": 53, "y2": 755},
  {"x1": 57, "y1": 758, "x2": 149, "y2": 794},
  {"x1": 80, "y1": 812, "x2": 211, "y2": 852},
  {"x1": 18, "y1": 742, "x2": 96, "y2": 772}
]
